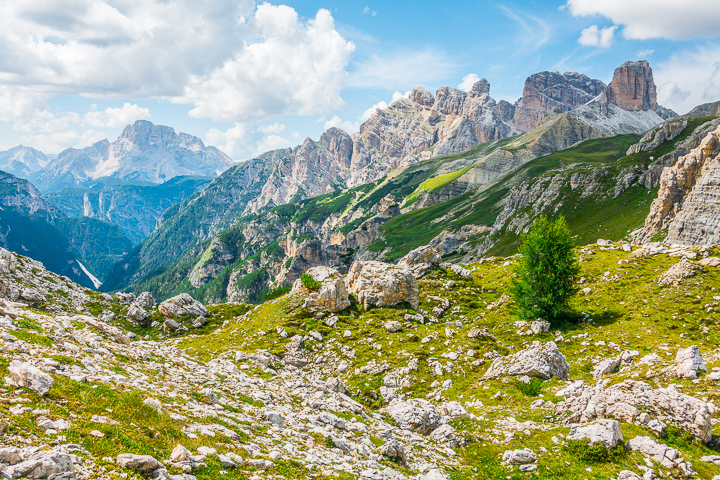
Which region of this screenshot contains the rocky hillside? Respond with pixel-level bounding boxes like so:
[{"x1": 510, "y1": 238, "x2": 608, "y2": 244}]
[
  {"x1": 0, "y1": 171, "x2": 132, "y2": 286},
  {"x1": 2, "y1": 234, "x2": 720, "y2": 479},
  {"x1": 34, "y1": 121, "x2": 234, "y2": 192},
  {"x1": 45, "y1": 176, "x2": 212, "y2": 245}
]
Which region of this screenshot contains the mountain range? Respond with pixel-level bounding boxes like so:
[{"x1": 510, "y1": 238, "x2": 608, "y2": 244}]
[{"x1": 1, "y1": 59, "x2": 717, "y2": 301}]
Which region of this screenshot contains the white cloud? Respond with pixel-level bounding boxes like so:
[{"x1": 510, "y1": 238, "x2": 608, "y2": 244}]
[
  {"x1": 257, "y1": 122, "x2": 286, "y2": 134},
  {"x1": 362, "y1": 6, "x2": 376, "y2": 16},
  {"x1": 361, "y1": 102, "x2": 388, "y2": 121},
  {"x1": 392, "y1": 91, "x2": 410, "y2": 102},
  {"x1": 254, "y1": 135, "x2": 290, "y2": 156},
  {"x1": 658, "y1": 82, "x2": 691, "y2": 106},
  {"x1": 458, "y1": 74, "x2": 481, "y2": 92},
  {"x1": 566, "y1": 0, "x2": 720, "y2": 40},
  {"x1": 19, "y1": 129, "x2": 105, "y2": 154},
  {"x1": 499, "y1": 6, "x2": 552, "y2": 54},
  {"x1": 84, "y1": 103, "x2": 150, "y2": 128},
  {"x1": 206, "y1": 123, "x2": 247, "y2": 159},
  {"x1": 578, "y1": 25, "x2": 617, "y2": 48},
  {"x1": 349, "y1": 48, "x2": 456, "y2": 90},
  {"x1": 323, "y1": 116, "x2": 359, "y2": 134},
  {"x1": 177, "y1": 5, "x2": 355, "y2": 122},
  {"x1": 654, "y1": 44, "x2": 720, "y2": 114},
  {"x1": 636, "y1": 49, "x2": 655, "y2": 58},
  {"x1": 291, "y1": 131, "x2": 300, "y2": 138}
]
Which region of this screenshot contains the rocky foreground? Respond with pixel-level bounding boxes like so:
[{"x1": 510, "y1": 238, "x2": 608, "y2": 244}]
[{"x1": 0, "y1": 241, "x2": 720, "y2": 479}]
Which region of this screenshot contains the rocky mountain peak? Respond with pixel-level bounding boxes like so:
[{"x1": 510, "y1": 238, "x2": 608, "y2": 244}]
[
  {"x1": 319, "y1": 128, "x2": 353, "y2": 166},
  {"x1": 0, "y1": 145, "x2": 50, "y2": 179},
  {"x1": 118, "y1": 120, "x2": 178, "y2": 149},
  {"x1": 408, "y1": 87, "x2": 435, "y2": 107},
  {"x1": 603, "y1": 60, "x2": 658, "y2": 112},
  {"x1": 512, "y1": 71, "x2": 606, "y2": 132},
  {"x1": 433, "y1": 86, "x2": 467, "y2": 116},
  {"x1": 469, "y1": 78, "x2": 491, "y2": 96}
]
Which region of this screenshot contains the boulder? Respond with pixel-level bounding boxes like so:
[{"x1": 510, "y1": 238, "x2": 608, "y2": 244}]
[
  {"x1": 558, "y1": 379, "x2": 712, "y2": 443},
  {"x1": 8, "y1": 361, "x2": 54, "y2": 395},
  {"x1": 700, "y1": 257, "x2": 720, "y2": 267},
  {"x1": 3, "y1": 450, "x2": 75, "y2": 479},
  {"x1": 567, "y1": 419, "x2": 624, "y2": 448},
  {"x1": 291, "y1": 266, "x2": 350, "y2": 313},
  {"x1": 384, "y1": 320, "x2": 402, "y2": 333},
  {"x1": 158, "y1": 293, "x2": 207, "y2": 318},
  {"x1": 115, "y1": 292, "x2": 136, "y2": 304},
  {"x1": 127, "y1": 305, "x2": 150, "y2": 326},
  {"x1": 346, "y1": 261, "x2": 419, "y2": 310},
  {"x1": 502, "y1": 448, "x2": 537, "y2": 465},
  {"x1": 382, "y1": 398, "x2": 441, "y2": 434},
  {"x1": 116, "y1": 454, "x2": 163, "y2": 477},
  {"x1": 19, "y1": 288, "x2": 45, "y2": 303},
  {"x1": 326, "y1": 377, "x2": 347, "y2": 394},
  {"x1": 396, "y1": 245, "x2": 442, "y2": 278},
  {"x1": 429, "y1": 424, "x2": 458, "y2": 446},
  {"x1": 379, "y1": 439, "x2": 407, "y2": 465},
  {"x1": 482, "y1": 341, "x2": 569, "y2": 380},
  {"x1": 675, "y1": 345, "x2": 707, "y2": 379},
  {"x1": 134, "y1": 292, "x2": 156, "y2": 309},
  {"x1": 657, "y1": 258, "x2": 700, "y2": 286},
  {"x1": 593, "y1": 357, "x2": 621, "y2": 379},
  {"x1": 439, "y1": 401, "x2": 469, "y2": 420},
  {"x1": 628, "y1": 436, "x2": 694, "y2": 474}
]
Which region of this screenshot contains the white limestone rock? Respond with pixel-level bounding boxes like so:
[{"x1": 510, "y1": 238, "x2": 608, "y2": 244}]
[
  {"x1": 8, "y1": 361, "x2": 54, "y2": 396},
  {"x1": 482, "y1": 341, "x2": 569, "y2": 380},
  {"x1": 346, "y1": 261, "x2": 419, "y2": 310},
  {"x1": 567, "y1": 419, "x2": 624, "y2": 448},
  {"x1": 291, "y1": 266, "x2": 350, "y2": 313},
  {"x1": 674, "y1": 345, "x2": 707, "y2": 379},
  {"x1": 158, "y1": 293, "x2": 207, "y2": 318}
]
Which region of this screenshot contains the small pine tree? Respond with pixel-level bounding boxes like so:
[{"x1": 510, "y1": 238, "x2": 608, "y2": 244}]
[{"x1": 510, "y1": 215, "x2": 579, "y2": 324}]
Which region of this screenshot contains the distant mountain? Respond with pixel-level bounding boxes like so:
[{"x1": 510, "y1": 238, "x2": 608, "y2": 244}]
[
  {"x1": 0, "y1": 145, "x2": 50, "y2": 179},
  {"x1": 45, "y1": 176, "x2": 212, "y2": 245},
  {"x1": 34, "y1": 120, "x2": 234, "y2": 192},
  {"x1": 0, "y1": 171, "x2": 132, "y2": 286}
]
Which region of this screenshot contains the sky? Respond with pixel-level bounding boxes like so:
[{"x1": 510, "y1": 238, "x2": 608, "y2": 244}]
[{"x1": 0, "y1": 0, "x2": 719, "y2": 161}]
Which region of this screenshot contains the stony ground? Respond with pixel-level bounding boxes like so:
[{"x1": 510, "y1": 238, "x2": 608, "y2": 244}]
[{"x1": 1, "y1": 241, "x2": 720, "y2": 480}]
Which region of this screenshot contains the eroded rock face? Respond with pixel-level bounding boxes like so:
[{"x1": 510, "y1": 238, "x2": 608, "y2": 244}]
[
  {"x1": 482, "y1": 341, "x2": 569, "y2": 380},
  {"x1": 674, "y1": 345, "x2": 707, "y2": 379},
  {"x1": 513, "y1": 71, "x2": 606, "y2": 132},
  {"x1": 601, "y1": 61, "x2": 658, "y2": 113},
  {"x1": 290, "y1": 266, "x2": 350, "y2": 313},
  {"x1": 557, "y1": 379, "x2": 712, "y2": 443},
  {"x1": 158, "y1": 293, "x2": 207, "y2": 318},
  {"x1": 346, "y1": 261, "x2": 419, "y2": 310},
  {"x1": 640, "y1": 123, "x2": 720, "y2": 244}
]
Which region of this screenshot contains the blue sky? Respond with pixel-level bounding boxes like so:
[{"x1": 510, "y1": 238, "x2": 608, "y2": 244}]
[{"x1": 0, "y1": 0, "x2": 719, "y2": 160}]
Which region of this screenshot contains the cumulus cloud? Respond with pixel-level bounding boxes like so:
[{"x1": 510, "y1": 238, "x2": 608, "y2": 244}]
[
  {"x1": 257, "y1": 122, "x2": 286, "y2": 134},
  {"x1": 578, "y1": 25, "x2": 617, "y2": 48},
  {"x1": 654, "y1": 44, "x2": 720, "y2": 114},
  {"x1": 458, "y1": 74, "x2": 481, "y2": 92},
  {"x1": 84, "y1": 103, "x2": 150, "y2": 128},
  {"x1": 566, "y1": 0, "x2": 720, "y2": 40},
  {"x1": 323, "y1": 116, "x2": 359, "y2": 134},
  {"x1": 206, "y1": 124, "x2": 247, "y2": 159},
  {"x1": 254, "y1": 135, "x2": 291, "y2": 156},
  {"x1": 361, "y1": 102, "x2": 388, "y2": 121},
  {"x1": 658, "y1": 82, "x2": 691, "y2": 106},
  {"x1": 177, "y1": 5, "x2": 355, "y2": 122}
]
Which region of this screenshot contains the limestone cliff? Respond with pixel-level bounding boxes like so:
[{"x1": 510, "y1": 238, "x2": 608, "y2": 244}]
[
  {"x1": 513, "y1": 71, "x2": 606, "y2": 133},
  {"x1": 638, "y1": 122, "x2": 720, "y2": 245}
]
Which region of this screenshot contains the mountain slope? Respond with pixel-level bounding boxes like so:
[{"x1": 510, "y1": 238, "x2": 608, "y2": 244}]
[
  {"x1": 0, "y1": 171, "x2": 132, "y2": 286},
  {"x1": 34, "y1": 120, "x2": 234, "y2": 192},
  {"x1": 45, "y1": 175, "x2": 212, "y2": 245}
]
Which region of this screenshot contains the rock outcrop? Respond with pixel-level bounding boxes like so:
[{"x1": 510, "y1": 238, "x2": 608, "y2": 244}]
[
  {"x1": 639, "y1": 122, "x2": 720, "y2": 244},
  {"x1": 291, "y1": 266, "x2": 350, "y2": 313},
  {"x1": 513, "y1": 71, "x2": 606, "y2": 132},
  {"x1": 567, "y1": 419, "x2": 623, "y2": 448},
  {"x1": 8, "y1": 361, "x2": 54, "y2": 395},
  {"x1": 158, "y1": 293, "x2": 207, "y2": 318},
  {"x1": 597, "y1": 60, "x2": 674, "y2": 120},
  {"x1": 482, "y1": 341, "x2": 569, "y2": 380},
  {"x1": 346, "y1": 261, "x2": 419, "y2": 310}
]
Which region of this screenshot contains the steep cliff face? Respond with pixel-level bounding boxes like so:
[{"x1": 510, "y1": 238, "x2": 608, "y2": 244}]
[
  {"x1": 639, "y1": 122, "x2": 720, "y2": 245},
  {"x1": 35, "y1": 120, "x2": 234, "y2": 192},
  {"x1": 513, "y1": 71, "x2": 606, "y2": 132}
]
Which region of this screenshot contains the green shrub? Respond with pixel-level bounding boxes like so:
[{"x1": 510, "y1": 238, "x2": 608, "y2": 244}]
[
  {"x1": 300, "y1": 273, "x2": 321, "y2": 291},
  {"x1": 264, "y1": 285, "x2": 291, "y2": 301},
  {"x1": 515, "y1": 377, "x2": 543, "y2": 396},
  {"x1": 510, "y1": 215, "x2": 579, "y2": 324},
  {"x1": 565, "y1": 440, "x2": 627, "y2": 463}
]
